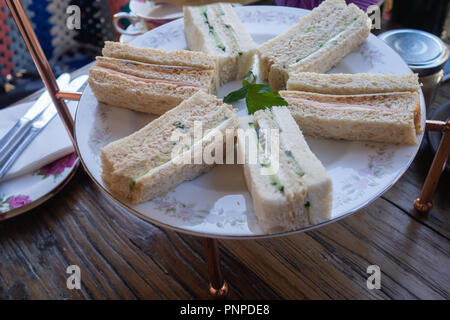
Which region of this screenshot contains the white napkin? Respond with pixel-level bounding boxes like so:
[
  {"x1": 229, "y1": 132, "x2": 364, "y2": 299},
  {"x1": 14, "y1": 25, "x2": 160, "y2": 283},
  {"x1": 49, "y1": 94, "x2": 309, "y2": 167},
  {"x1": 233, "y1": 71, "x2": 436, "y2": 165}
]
[{"x1": 0, "y1": 99, "x2": 77, "y2": 182}]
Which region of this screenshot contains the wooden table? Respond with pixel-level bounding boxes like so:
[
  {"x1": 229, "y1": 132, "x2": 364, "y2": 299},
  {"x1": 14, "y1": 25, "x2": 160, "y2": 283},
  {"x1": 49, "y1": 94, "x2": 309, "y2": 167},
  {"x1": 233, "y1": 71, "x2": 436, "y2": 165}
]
[{"x1": 0, "y1": 69, "x2": 449, "y2": 301}]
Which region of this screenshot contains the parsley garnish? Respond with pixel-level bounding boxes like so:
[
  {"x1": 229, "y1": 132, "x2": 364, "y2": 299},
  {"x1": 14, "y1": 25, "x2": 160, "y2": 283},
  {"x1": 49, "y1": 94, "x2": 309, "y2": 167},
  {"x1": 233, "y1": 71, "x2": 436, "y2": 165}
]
[{"x1": 223, "y1": 71, "x2": 288, "y2": 114}]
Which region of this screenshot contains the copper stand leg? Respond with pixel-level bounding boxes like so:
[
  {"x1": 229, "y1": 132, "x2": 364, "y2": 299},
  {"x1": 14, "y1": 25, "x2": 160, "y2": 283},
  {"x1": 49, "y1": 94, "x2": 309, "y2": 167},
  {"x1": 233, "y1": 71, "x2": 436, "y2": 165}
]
[
  {"x1": 6, "y1": 0, "x2": 76, "y2": 143},
  {"x1": 202, "y1": 238, "x2": 228, "y2": 299},
  {"x1": 414, "y1": 120, "x2": 450, "y2": 212}
]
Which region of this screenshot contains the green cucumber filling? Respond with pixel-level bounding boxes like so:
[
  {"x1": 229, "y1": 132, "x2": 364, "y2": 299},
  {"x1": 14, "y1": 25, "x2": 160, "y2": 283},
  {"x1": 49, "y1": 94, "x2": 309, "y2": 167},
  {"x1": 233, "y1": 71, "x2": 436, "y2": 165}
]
[
  {"x1": 216, "y1": 5, "x2": 242, "y2": 55},
  {"x1": 249, "y1": 122, "x2": 284, "y2": 194},
  {"x1": 285, "y1": 150, "x2": 305, "y2": 177},
  {"x1": 269, "y1": 111, "x2": 282, "y2": 132},
  {"x1": 175, "y1": 121, "x2": 186, "y2": 131},
  {"x1": 248, "y1": 122, "x2": 263, "y2": 153},
  {"x1": 130, "y1": 179, "x2": 136, "y2": 191},
  {"x1": 269, "y1": 111, "x2": 304, "y2": 177},
  {"x1": 296, "y1": 17, "x2": 359, "y2": 62},
  {"x1": 199, "y1": 7, "x2": 226, "y2": 52},
  {"x1": 270, "y1": 175, "x2": 284, "y2": 193},
  {"x1": 224, "y1": 24, "x2": 243, "y2": 56}
]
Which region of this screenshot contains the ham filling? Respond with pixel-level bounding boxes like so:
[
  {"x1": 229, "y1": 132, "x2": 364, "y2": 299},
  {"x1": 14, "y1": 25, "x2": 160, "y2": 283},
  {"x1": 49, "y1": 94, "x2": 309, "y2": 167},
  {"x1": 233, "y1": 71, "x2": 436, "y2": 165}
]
[
  {"x1": 93, "y1": 66, "x2": 208, "y2": 89},
  {"x1": 99, "y1": 57, "x2": 208, "y2": 72},
  {"x1": 284, "y1": 96, "x2": 413, "y2": 114}
]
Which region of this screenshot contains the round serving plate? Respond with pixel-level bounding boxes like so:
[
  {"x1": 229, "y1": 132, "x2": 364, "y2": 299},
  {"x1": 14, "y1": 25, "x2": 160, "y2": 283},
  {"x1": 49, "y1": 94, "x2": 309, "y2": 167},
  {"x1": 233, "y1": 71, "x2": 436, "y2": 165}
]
[
  {"x1": 75, "y1": 6, "x2": 425, "y2": 239},
  {"x1": 0, "y1": 155, "x2": 79, "y2": 220}
]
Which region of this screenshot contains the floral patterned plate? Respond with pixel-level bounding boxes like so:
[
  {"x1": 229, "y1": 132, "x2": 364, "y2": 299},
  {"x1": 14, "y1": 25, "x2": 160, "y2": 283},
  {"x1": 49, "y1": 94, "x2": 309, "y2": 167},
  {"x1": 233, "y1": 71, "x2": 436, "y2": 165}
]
[
  {"x1": 0, "y1": 154, "x2": 79, "y2": 220},
  {"x1": 75, "y1": 6, "x2": 425, "y2": 239}
]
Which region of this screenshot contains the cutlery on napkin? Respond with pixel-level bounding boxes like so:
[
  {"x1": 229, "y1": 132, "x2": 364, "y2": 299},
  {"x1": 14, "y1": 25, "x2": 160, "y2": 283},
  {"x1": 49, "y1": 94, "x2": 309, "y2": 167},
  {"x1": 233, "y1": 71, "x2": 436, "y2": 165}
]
[{"x1": 0, "y1": 75, "x2": 87, "y2": 182}]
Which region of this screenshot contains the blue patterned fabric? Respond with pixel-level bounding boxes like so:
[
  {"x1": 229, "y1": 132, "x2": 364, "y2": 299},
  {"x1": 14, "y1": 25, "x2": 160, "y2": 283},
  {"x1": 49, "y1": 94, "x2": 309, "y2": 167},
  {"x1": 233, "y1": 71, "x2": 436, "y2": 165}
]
[{"x1": 1, "y1": 0, "x2": 129, "y2": 84}]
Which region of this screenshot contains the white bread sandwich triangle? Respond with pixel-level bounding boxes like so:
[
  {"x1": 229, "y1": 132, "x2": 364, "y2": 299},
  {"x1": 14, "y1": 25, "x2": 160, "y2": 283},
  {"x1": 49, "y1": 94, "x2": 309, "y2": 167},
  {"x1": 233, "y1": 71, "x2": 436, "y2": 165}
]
[
  {"x1": 89, "y1": 41, "x2": 220, "y2": 115},
  {"x1": 280, "y1": 90, "x2": 421, "y2": 145},
  {"x1": 184, "y1": 3, "x2": 257, "y2": 84},
  {"x1": 258, "y1": 0, "x2": 371, "y2": 91},
  {"x1": 101, "y1": 91, "x2": 239, "y2": 204},
  {"x1": 237, "y1": 107, "x2": 332, "y2": 234}
]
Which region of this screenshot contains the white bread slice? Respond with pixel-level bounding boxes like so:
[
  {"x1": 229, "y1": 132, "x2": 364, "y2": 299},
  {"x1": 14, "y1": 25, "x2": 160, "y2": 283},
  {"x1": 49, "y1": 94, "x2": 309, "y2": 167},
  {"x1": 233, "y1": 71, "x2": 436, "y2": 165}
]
[
  {"x1": 287, "y1": 72, "x2": 421, "y2": 94},
  {"x1": 101, "y1": 91, "x2": 239, "y2": 204},
  {"x1": 237, "y1": 107, "x2": 331, "y2": 234},
  {"x1": 184, "y1": 3, "x2": 257, "y2": 84},
  {"x1": 257, "y1": 0, "x2": 371, "y2": 91},
  {"x1": 89, "y1": 42, "x2": 220, "y2": 114},
  {"x1": 280, "y1": 90, "x2": 420, "y2": 144},
  {"x1": 102, "y1": 41, "x2": 218, "y2": 68}
]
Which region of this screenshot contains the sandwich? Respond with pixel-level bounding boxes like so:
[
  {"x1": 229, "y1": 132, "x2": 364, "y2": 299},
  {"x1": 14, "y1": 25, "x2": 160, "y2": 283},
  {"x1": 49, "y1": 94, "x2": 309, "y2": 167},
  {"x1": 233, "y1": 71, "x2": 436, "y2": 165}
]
[
  {"x1": 237, "y1": 106, "x2": 332, "y2": 234},
  {"x1": 101, "y1": 91, "x2": 239, "y2": 204},
  {"x1": 89, "y1": 41, "x2": 220, "y2": 115},
  {"x1": 257, "y1": 0, "x2": 371, "y2": 91},
  {"x1": 286, "y1": 72, "x2": 421, "y2": 95},
  {"x1": 183, "y1": 3, "x2": 257, "y2": 84},
  {"x1": 280, "y1": 90, "x2": 421, "y2": 145}
]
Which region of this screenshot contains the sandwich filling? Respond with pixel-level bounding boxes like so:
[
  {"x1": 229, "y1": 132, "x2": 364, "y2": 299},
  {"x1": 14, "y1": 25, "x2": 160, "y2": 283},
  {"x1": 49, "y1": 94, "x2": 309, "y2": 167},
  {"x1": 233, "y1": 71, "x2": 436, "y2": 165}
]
[
  {"x1": 93, "y1": 66, "x2": 208, "y2": 89},
  {"x1": 129, "y1": 115, "x2": 232, "y2": 192},
  {"x1": 95, "y1": 57, "x2": 214, "y2": 89},
  {"x1": 198, "y1": 5, "x2": 244, "y2": 56},
  {"x1": 248, "y1": 122, "x2": 285, "y2": 193},
  {"x1": 295, "y1": 16, "x2": 359, "y2": 63},
  {"x1": 124, "y1": 111, "x2": 234, "y2": 191},
  {"x1": 199, "y1": 6, "x2": 226, "y2": 52},
  {"x1": 283, "y1": 96, "x2": 414, "y2": 115}
]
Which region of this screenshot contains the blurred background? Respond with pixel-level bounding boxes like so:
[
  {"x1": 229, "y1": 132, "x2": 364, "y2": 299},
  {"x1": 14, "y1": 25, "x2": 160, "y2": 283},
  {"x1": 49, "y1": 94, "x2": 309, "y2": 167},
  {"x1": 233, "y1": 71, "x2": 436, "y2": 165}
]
[{"x1": 0, "y1": 0, "x2": 449, "y2": 109}]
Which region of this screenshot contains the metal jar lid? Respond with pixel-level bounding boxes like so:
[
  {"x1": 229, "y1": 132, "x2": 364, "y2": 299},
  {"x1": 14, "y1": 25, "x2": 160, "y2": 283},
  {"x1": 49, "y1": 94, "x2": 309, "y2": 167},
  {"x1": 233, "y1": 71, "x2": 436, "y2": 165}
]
[{"x1": 379, "y1": 29, "x2": 449, "y2": 77}]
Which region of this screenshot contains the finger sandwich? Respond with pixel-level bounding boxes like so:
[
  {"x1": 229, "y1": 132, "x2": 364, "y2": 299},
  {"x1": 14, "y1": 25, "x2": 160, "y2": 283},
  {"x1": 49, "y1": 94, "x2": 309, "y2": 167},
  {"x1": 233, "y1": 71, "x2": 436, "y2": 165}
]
[
  {"x1": 237, "y1": 106, "x2": 332, "y2": 234},
  {"x1": 183, "y1": 3, "x2": 257, "y2": 84},
  {"x1": 280, "y1": 90, "x2": 421, "y2": 145},
  {"x1": 101, "y1": 91, "x2": 239, "y2": 204},
  {"x1": 258, "y1": 0, "x2": 371, "y2": 91},
  {"x1": 89, "y1": 41, "x2": 220, "y2": 115}
]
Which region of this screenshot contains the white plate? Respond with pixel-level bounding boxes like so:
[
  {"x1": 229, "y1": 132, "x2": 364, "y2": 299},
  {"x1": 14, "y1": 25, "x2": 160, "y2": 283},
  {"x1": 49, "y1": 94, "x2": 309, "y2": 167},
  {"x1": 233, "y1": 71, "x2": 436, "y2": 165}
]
[
  {"x1": 75, "y1": 6, "x2": 425, "y2": 239},
  {"x1": 0, "y1": 154, "x2": 79, "y2": 220}
]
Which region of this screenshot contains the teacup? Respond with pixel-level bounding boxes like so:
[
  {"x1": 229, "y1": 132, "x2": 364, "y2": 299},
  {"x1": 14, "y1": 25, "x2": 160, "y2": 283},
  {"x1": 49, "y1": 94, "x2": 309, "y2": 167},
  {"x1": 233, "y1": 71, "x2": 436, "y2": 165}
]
[{"x1": 113, "y1": 0, "x2": 183, "y2": 35}]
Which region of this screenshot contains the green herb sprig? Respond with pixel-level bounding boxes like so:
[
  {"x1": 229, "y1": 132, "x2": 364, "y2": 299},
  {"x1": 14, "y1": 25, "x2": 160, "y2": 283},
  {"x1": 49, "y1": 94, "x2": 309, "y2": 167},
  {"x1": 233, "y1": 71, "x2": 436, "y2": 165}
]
[{"x1": 223, "y1": 71, "x2": 288, "y2": 114}]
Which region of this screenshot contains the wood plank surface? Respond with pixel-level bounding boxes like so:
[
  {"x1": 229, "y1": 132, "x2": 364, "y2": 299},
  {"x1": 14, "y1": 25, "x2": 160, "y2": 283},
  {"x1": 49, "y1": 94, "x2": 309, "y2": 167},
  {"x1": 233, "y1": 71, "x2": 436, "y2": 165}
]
[{"x1": 0, "y1": 164, "x2": 448, "y2": 299}]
